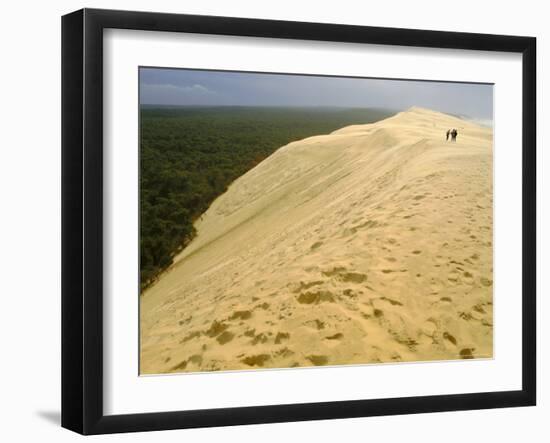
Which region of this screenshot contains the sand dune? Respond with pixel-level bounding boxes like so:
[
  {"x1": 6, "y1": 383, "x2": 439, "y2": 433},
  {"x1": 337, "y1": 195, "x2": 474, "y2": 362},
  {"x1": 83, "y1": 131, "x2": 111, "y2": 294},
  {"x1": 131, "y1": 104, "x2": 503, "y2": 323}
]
[{"x1": 140, "y1": 107, "x2": 493, "y2": 374}]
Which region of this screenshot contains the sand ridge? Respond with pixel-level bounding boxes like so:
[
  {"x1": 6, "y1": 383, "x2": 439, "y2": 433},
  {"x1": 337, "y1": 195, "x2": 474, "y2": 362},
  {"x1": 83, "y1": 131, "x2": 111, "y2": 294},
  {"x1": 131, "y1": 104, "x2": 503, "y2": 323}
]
[{"x1": 140, "y1": 107, "x2": 493, "y2": 374}]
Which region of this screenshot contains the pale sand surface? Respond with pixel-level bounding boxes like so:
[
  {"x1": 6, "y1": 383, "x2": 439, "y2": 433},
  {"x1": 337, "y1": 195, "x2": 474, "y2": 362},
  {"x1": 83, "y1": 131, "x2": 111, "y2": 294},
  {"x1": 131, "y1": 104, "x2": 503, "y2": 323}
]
[{"x1": 140, "y1": 107, "x2": 493, "y2": 374}]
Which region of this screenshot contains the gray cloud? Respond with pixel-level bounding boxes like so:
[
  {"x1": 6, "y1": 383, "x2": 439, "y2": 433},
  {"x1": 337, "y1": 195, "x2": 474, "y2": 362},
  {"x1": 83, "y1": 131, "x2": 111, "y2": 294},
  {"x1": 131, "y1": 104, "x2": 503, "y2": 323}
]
[{"x1": 140, "y1": 68, "x2": 493, "y2": 119}]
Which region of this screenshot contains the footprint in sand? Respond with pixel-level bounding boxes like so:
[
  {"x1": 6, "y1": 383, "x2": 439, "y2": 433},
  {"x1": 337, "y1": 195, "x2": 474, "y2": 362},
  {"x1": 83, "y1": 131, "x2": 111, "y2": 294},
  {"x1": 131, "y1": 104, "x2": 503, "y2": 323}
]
[
  {"x1": 274, "y1": 332, "x2": 290, "y2": 344},
  {"x1": 459, "y1": 348, "x2": 475, "y2": 359},
  {"x1": 216, "y1": 331, "x2": 235, "y2": 345},
  {"x1": 443, "y1": 331, "x2": 457, "y2": 346},
  {"x1": 241, "y1": 354, "x2": 271, "y2": 367},
  {"x1": 251, "y1": 332, "x2": 269, "y2": 345},
  {"x1": 275, "y1": 347, "x2": 295, "y2": 358},
  {"x1": 296, "y1": 290, "x2": 335, "y2": 304},
  {"x1": 205, "y1": 320, "x2": 228, "y2": 337},
  {"x1": 324, "y1": 333, "x2": 344, "y2": 340},
  {"x1": 229, "y1": 310, "x2": 252, "y2": 320},
  {"x1": 379, "y1": 296, "x2": 403, "y2": 306},
  {"x1": 306, "y1": 355, "x2": 329, "y2": 366},
  {"x1": 310, "y1": 241, "x2": 323, "y2": 250},
  {"x1": 304, "y1": 319, "x2": 325, "y2": 330}
]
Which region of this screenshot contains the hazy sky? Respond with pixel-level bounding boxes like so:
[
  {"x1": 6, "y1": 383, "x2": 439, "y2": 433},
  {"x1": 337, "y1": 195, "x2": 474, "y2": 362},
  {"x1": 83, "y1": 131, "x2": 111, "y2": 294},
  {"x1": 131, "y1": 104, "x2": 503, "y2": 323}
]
[{"x1": 140, "y1": 68, "x2": 493, "y2": 120}]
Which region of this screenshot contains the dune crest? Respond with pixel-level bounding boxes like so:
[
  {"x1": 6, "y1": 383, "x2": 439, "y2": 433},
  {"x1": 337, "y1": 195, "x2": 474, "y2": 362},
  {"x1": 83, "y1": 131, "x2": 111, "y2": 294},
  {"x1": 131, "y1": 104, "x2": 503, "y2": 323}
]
[{"x1": 140, "y1": 107, "x2": 493, "y2": 374}]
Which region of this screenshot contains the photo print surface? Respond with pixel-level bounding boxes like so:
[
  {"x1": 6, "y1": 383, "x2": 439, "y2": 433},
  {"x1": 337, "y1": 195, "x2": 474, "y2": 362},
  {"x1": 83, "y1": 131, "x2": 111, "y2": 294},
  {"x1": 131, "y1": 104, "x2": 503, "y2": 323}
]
[{"x1": 138, "y1": 67, "x2": 494, "y2": 375}]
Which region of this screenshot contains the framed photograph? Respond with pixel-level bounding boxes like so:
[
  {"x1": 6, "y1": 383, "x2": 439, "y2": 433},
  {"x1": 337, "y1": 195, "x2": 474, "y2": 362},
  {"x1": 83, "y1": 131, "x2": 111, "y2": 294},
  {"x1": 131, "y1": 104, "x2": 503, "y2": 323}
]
[{"x1": 61, "y1": 8, "x2": 536, "y2": 434}]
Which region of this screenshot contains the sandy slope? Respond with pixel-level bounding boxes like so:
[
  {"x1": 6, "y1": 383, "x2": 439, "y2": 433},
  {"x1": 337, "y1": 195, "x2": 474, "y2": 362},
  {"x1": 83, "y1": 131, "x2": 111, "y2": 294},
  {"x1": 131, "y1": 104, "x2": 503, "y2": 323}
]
[{"x1": 140, "y1": 107, "x2": 493, "y2": 374}]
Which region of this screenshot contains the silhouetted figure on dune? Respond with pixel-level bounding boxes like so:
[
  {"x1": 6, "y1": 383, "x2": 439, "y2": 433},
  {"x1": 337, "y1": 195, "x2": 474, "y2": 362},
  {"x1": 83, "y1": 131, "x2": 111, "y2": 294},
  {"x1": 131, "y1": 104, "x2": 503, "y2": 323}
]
[{"x1": 451, "y1": 128, "x2": 458, "y2": 142}]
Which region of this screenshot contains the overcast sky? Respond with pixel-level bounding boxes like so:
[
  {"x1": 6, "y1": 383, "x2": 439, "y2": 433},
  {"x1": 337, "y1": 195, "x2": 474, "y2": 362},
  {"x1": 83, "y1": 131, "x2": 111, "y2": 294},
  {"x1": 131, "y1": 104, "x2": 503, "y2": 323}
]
[{"x1": 140, "y1": 68, "x2": 493, "y2": 120}]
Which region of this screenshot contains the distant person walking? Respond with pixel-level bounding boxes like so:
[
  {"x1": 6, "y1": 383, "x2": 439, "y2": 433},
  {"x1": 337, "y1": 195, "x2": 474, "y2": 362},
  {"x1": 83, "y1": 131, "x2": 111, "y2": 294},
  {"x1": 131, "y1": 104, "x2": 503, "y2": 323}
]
[
  {"x1": 446, "y1": 129, "x2": 451, "y2": 141},
  {"x1": 451, "y1": 128, "x2": 458, "y2": 142}
]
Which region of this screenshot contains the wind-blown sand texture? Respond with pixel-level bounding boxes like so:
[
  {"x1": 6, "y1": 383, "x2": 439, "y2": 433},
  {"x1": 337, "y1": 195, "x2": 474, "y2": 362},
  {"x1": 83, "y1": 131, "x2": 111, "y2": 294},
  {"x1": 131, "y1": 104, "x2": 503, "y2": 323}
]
[{"x1": 140, "y1": 107, "x2": 493, "y2": 374}]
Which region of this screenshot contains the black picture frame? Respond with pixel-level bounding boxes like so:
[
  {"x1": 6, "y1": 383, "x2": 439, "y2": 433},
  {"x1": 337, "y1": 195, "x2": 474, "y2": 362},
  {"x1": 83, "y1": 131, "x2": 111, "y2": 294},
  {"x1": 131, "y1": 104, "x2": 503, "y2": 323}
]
[{"x1": 61, "y1": 8, "x2": 536, "y2": 435}]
